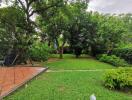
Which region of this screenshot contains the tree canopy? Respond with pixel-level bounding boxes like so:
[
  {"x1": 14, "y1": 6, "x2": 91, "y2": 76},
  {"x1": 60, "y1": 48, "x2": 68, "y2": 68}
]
[{"x1": 0, "y1": 0, "x2": 130, "y2": 64}]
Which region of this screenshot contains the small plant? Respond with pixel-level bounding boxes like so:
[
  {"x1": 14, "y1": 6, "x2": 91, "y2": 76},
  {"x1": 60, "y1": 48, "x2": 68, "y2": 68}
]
[
  {"x1": 97, "y1": 54, "x2": 128, "y2": 67},
  {"x1": 104, "y1": 68, "x2": 132, "y2": 90}
]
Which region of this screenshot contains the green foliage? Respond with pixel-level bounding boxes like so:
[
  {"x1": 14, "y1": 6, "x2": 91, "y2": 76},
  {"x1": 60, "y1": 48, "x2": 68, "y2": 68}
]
[
  {"x1": 0, "y1": 7, "x2": 27, "y2": 60},
  {"x1": 119, "y1": 14, "x2": 132, "y2": 43},
  {"x1": 118, "y1": 43, "x2": 132, "y2": 49},
  {"x1": 111, "y1": 48, "x2": 132, "y2": 64},
  {"x1": 98, "y1": 54, "x2": 128, "y2": 67},
  {"x1": 98, "y1": 15, "x2": 126, "y2": 51},
  {"x1": 29, "y1": 43, "x2": 51, "y2": 61},
  {"x1": 0, "y1": 0, "x2": 65, "y2": 64},
  {"x1": 36, "y1": 1, "x2": 70, "y2": 58},
  {"x1": 68, "y1": 2, "x2": 88, "y2": 57},
  {"x1": 69, "y1": 11, "x2": 126, "y2": 57},
  {"x1": 104, "y1": 68, "x2": 132, "y2": 90},
  {"x1": 36, "y1": 1, "x2": 126, "y2": 58},
  {"x1": 0, "y1": 0, "x2": 131, "y2": 63}
]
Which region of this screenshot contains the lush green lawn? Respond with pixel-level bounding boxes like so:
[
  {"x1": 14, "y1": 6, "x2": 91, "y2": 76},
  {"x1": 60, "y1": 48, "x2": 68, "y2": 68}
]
[
  {"x1": 4, "y1": 54, "x2": 132, "y2": 100},
  {"x1": 45, "y1": 54, "x2": 114, "y2": 70},
  {"x1": 5, "y1": 72, "x2": 132, "y2": 100}
]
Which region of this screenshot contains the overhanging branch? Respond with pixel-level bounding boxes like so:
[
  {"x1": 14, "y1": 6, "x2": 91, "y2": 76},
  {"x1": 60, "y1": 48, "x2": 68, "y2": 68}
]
[{"x1": 29, "y1": 1, "x2": 61, "y2": 17}]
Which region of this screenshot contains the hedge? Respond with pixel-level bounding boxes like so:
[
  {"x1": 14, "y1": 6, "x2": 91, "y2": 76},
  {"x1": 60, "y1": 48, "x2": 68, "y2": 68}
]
[
  {"x1": 97, "y1": 54, "x2": 128, "y2": 67},
  {"x1": 104, "y1": 68, "x2": 132, "y2": 91},
  {"x1": 111, "y1": 48, "x2": 132, "y2": 64}
]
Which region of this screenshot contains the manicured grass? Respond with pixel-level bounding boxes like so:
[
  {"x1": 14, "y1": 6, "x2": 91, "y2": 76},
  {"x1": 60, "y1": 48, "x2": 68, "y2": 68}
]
[
  {"x1": 45, "y1": 54, "x2": 114, "y2": 70},
  {"x1": 5, "y1": 71, "x2": 132, "y2": 100},
  {"x1": 4, "y1": 54, "x2": 132, "y2": 100}
]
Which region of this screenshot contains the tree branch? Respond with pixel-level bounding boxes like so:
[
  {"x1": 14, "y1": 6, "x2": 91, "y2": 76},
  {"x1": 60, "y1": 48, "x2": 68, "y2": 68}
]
[
  {"x1": 17, "y1": 0, "x2": 26, "y2": 11},
  {"x1": 29, "y1": 1, "x2": 61, "y2": 17},
  {"x1": 28, "y1": 0, "x2": 38, "y2": 7}
]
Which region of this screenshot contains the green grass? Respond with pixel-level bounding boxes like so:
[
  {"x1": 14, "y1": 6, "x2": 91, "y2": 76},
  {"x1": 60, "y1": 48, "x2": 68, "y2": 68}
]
[
  {"x1": 4, "y1": 54, "x2": 132, "y2": 100},
  {"x1": 5, "y1": 72, "x2": 132, "y2": 100},
  {"x1": 45, "y1": 54, "x2": 114, "y2": 70}
]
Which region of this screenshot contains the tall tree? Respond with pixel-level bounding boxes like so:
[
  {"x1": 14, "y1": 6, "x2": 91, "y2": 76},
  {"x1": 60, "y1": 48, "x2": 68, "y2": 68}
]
[
  {"x1": 0, "y1": 7, "x2": 30, "y2": 64},
  {"x1": 119, "y1": 14, "x2": 132, "y2": 44},
  {"x1": 0, "y1": 0, "x2": 66, "y2": 65},
  {"x1": 98, "y1": 15, "x2": 126, "y2": 53},
  {"x1": 36, "y1": 1, "x2": 70, "y2": 59},
  {"x1": 83, "y1": 13, "x2": 126, "y2": 56},
  {"x1": 68, "y1": 1, "x2": 88, "y2": 57}
]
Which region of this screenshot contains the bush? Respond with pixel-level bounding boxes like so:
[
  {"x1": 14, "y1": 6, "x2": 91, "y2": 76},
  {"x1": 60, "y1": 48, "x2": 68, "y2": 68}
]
[
  {"x1": 111, "y1": 48, "x2": 132, "y2": 64},
  {"x1": 29, "y1": 43, "x2": 51, "y2": 61},
  {"x1": 97, "y1": 54, "x2": 128, "y2": 67},
  {"x1": 104, "y1": 68, "x2": 132, "y2": 90},
  {"x1": 63, "y1": 46, "x2": 73, "y2": 54}
]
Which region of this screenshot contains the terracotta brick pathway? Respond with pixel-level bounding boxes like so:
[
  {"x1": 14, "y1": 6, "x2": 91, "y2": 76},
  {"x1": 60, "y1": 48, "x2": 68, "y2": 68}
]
[{"x1": 0, "y1": 67, "x2": 47, "y2": 99}]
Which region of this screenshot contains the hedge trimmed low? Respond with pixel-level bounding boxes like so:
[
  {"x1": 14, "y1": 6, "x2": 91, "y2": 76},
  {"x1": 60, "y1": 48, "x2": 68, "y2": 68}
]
[
  {"x1": 104, "y1": 68, "x2": 132, "y2": 91},
  {"x1": 97, "y1": 54, "x2": 128, "y2": 67}
]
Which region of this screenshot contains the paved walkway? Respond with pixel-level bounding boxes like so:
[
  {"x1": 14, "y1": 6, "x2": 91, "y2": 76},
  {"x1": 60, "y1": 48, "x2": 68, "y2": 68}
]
[{"x1": 0, "y1": 67, "x2": 47, "y2": 99}]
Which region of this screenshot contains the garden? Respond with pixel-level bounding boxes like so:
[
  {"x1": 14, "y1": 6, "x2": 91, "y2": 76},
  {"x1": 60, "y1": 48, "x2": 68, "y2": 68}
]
[
  {"x1": 0, "y1": 0, "x2": 132, "y2": 100},
  {"x1": 4, "y1": 55, "x2": 132, "y2": 100}
]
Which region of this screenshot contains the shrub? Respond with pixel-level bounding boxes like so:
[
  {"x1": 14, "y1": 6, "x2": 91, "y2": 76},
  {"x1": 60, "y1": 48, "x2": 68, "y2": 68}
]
[
  {"x1": 29, "y1": 42, "x2": 51, "y2": 61},
  {"x1": 63, "y1": 46, "x2": 73, "y2": 54},
  {"x1": 104, "y1": 68, "x2": 132, "y2": 90},
  {"x1": 97, "y1": 54, "x2": 128, "y2": 67},
  {"x1": 111, "y1": 48, "x2": 132, "y2": 64}
]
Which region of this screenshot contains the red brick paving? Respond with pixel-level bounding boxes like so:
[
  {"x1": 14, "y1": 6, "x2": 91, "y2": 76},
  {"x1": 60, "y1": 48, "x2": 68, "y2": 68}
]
[{"x1": 0, "y1": 67, "x2": 47, "y2": 99}]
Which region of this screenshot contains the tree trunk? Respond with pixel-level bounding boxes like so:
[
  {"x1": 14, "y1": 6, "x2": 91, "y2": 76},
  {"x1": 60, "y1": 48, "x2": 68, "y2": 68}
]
[
  {"x1": 76, "y1": 54, "x2": 79, "y2": 58},
  {"x1": 59, "y1": 42, "x2": 65, "y2": 59},
  {"x1": 59, "y1": 47, "x2": 63, "y2": 59},
  {"x1": 91, "y1": 45, "x2": 97, "y2": 57},
  {"x1": 48, "y1": 40, "x2": 51, "y2": 47}
]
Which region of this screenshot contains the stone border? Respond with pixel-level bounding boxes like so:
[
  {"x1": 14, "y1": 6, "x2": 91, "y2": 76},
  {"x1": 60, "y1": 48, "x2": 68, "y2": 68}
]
[{"x1": 0, "y1": 67, "x2": 48, "y2": 99}]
